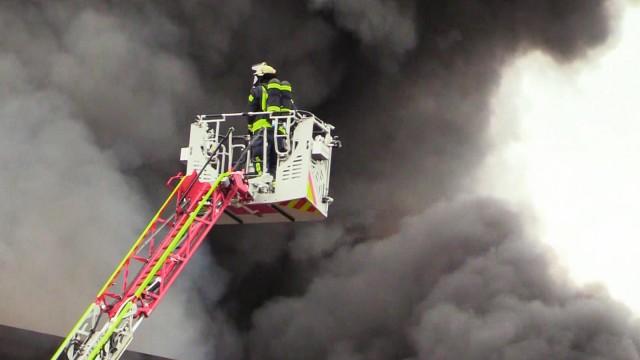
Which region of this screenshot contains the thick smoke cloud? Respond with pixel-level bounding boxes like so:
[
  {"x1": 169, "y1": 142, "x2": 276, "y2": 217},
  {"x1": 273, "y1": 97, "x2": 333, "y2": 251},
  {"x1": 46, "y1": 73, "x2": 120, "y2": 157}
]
[
  {"x1": 0, "y1": 0, "x2": 631, "y2": 359},
  {"x1": 252, "y1": 198, "x2": 640, "y2": 359},
  {"x1": 0, "y1": 2, "x2": 218, "y2": 358},
  {"x1": 309, "y1": 0, "x2": 417, "y2": 61}
]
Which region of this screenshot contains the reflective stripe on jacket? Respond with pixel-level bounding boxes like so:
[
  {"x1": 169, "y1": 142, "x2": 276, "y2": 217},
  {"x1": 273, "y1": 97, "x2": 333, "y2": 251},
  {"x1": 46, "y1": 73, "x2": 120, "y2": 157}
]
[{"x1": 266, "y1": 78, "x2": 282, "y2": 113}]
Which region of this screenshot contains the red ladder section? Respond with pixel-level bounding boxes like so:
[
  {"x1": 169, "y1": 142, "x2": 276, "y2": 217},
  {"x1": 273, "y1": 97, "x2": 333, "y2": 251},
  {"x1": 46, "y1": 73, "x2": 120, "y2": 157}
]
[{"x1": 97, "y1": 171, "x2": 249, "y2": 319}]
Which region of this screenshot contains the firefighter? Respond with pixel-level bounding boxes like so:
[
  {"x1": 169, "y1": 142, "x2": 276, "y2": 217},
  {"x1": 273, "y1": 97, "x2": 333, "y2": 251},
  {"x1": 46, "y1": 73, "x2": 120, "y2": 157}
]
[
  {"x1": 248, "y1": 62, "x2": 277, "y2": 176},
  {"x1": 248, "y1": 62, "x2": 296, "y2": 177}
]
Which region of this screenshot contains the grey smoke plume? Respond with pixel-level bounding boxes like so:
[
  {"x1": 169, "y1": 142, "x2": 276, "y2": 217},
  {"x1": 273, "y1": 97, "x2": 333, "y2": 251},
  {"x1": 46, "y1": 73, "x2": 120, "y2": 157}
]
[
  {"x1": 0, "y1": 2, "x2": 216, "y2": 358},
  {"x1": 309, "y1": 0, "x2": 417, "y2": 60},
  {"x1": 0, "y1": 0, "x2": 632, "y2": 359},
  {"x1": 251, "y1": 198, "x2": 640, "y2": 359}
]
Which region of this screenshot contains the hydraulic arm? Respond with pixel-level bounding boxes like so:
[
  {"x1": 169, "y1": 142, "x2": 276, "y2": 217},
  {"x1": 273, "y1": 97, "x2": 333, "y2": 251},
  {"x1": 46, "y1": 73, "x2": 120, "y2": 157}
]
[{"x1": 51, "y1": 170, "x2": 248, "y2": 360}]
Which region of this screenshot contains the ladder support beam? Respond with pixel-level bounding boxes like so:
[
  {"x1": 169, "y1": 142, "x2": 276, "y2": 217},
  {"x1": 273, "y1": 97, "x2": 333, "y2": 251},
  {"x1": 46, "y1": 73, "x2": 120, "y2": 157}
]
[{"x1": 52, "y1": 171, "x2": 248, "y2": 360}]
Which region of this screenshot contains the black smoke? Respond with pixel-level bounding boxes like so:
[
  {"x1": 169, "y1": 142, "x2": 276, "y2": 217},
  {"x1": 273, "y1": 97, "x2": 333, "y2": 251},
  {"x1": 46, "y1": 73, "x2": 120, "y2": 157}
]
[{"x1": 0, "y1": 0, "x2": 635, "y2": 359}]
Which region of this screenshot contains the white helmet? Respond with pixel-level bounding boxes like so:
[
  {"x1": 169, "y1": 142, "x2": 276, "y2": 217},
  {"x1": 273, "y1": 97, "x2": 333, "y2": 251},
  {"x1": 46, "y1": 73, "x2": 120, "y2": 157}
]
[{"x1": 251, "y1": 62, "x2": 277, "y2": 76}]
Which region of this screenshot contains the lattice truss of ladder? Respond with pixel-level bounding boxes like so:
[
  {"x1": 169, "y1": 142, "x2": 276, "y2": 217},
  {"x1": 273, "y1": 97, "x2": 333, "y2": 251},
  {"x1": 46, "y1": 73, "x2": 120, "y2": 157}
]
[{"x1": 52, "y1": 171, "x2": 249, "y2": 360}]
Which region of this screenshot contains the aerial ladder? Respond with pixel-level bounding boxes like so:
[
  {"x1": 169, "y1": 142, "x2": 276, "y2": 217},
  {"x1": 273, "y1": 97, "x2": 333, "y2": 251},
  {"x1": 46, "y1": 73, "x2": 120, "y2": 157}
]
[{"x1": 52, "y1": 111, "x2": 340, "y2": 359}]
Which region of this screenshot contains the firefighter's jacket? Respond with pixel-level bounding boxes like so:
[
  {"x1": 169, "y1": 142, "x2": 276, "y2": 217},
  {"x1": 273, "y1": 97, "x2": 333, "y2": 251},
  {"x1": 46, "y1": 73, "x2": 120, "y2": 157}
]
[{"x1": 248, "y1": 78, "x2": 294, "y2": 133}]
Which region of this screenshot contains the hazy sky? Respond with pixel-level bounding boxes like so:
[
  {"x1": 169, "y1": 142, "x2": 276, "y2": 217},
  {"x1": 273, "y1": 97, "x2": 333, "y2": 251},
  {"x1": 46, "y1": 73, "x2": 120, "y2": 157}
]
[{"x1": 480, "y1": 2, "x2": 640, "y2": 312}]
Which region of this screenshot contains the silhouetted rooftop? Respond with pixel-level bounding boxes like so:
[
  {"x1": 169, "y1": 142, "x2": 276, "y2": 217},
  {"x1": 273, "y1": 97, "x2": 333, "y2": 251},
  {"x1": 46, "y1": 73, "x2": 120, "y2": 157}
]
[{"x1": 0, "y1": 324, "x2": 171, "y2": 360}]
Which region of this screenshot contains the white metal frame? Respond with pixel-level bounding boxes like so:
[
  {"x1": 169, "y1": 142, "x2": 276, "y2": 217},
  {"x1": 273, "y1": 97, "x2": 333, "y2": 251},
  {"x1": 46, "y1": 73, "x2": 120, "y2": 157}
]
[{"x1": 180, "y1": 110, "x2": 338, "y2": 219}]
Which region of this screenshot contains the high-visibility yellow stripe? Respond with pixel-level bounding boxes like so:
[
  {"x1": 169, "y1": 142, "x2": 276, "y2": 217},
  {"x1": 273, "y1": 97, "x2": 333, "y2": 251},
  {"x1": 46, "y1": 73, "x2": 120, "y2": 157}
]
[
  {"x1": 267, "y1": 105, "x2": 281, "y2": 112},
  {"x1": 300, "y1": 201, "x2": 313, "y2": 212},
  {"x1": 266, "y1": 82, "x2": 292, "y2": 91},
  {"x1": 248, "y1": 94, "x2": 254, "y2": 102},
  {"x1": 250, "y1": 119, "x2": 271, "y2": 133},
  {"x1": 97, "y1": 176, "x2": 186, "y2": 297},
  {"x1": 307, "y1": 178, "x2": 316, "y2": 205},
  {"x1": 261, "y1": 85, "x2": 268, "y2": 110}
]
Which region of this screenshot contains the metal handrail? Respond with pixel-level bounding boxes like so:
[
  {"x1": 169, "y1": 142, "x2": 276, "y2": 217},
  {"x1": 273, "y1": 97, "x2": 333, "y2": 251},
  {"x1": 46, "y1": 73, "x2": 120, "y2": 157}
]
[
  {"x1": 192, "y1": 110, "x2": 328, "y2": 178},
  {"x1": 196, "y1": 110, "x2": 318, "y2": 123},
  {"x1": 273, "y1": 116, "x2": 292, "y2": 157}
]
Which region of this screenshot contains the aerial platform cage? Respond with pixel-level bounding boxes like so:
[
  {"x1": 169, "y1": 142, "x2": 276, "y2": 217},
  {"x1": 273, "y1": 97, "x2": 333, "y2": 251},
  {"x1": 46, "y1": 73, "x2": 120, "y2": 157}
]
[{"x1": 180, "y1": 110, "x2": 340, "y2": 224}]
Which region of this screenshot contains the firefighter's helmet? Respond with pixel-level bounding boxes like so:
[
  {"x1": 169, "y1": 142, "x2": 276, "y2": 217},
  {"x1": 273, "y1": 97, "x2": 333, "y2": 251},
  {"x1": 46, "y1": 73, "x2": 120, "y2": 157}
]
[{"x1": 251, "y1": 62, "x2": 277, "y2": 77}]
